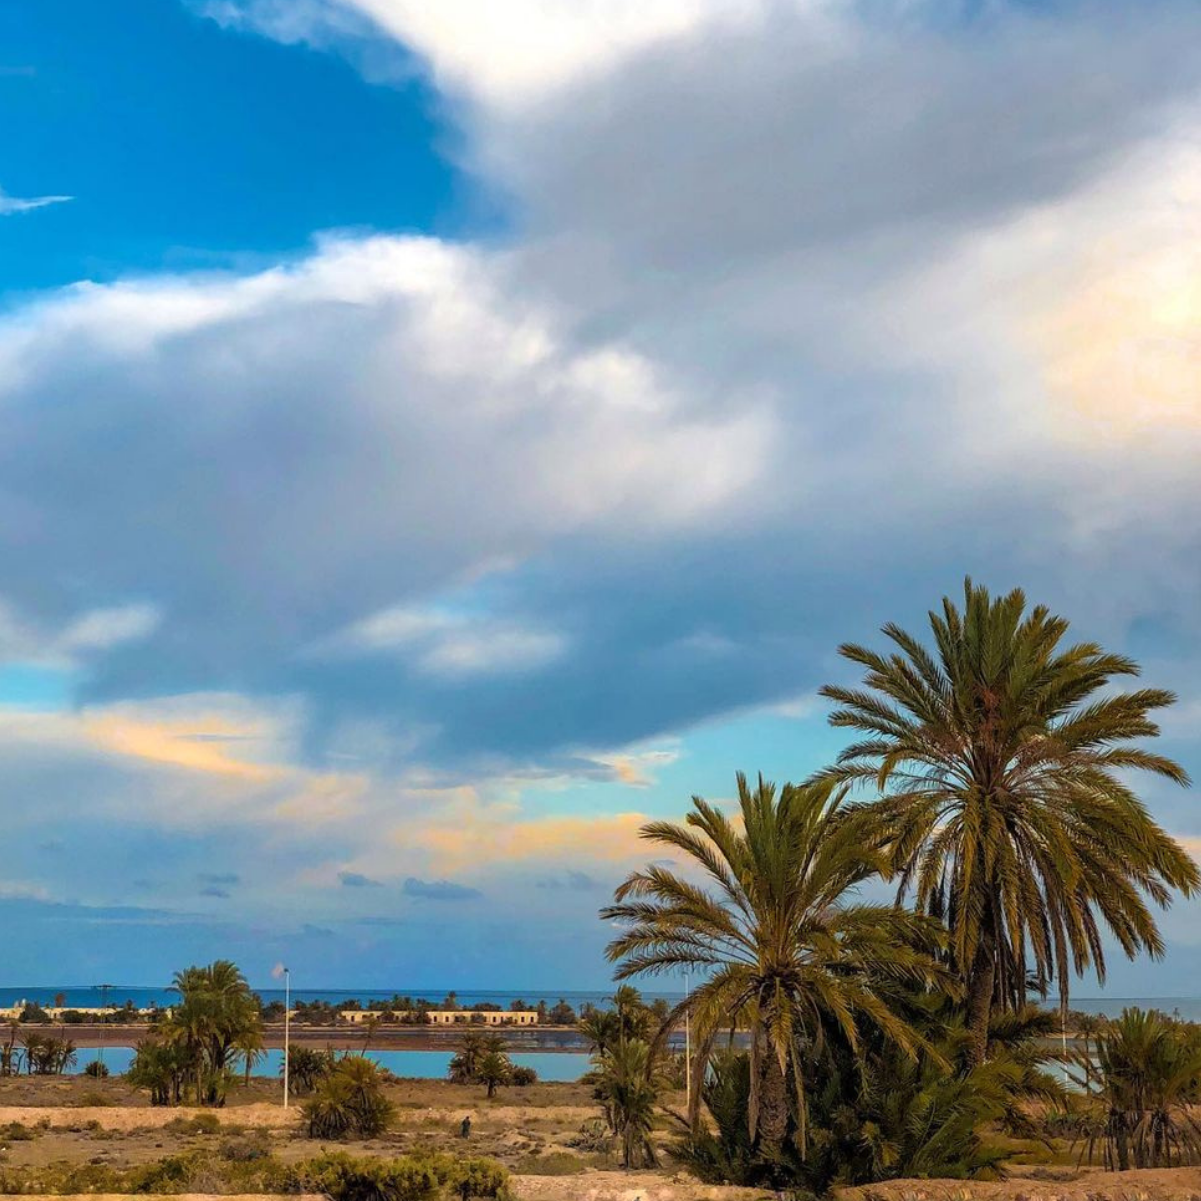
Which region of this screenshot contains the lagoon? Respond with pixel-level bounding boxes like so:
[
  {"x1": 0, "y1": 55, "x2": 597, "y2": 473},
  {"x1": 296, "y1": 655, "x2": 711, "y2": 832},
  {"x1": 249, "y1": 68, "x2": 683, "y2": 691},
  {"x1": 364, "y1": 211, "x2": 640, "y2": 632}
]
[{"x1": 70, "y1": 1046, "x2": 590, "y2": 1083}]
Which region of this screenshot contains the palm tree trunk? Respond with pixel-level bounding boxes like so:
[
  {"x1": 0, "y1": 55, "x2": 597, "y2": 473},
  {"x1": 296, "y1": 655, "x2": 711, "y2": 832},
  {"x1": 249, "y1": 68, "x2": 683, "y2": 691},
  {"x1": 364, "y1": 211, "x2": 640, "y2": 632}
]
[
  {"x1": 755, "y1": 1053, "x2": 790, "y2": 1159},
  {"x1": 966, "y1": 937, "x2": 995, "y2": 1067}
]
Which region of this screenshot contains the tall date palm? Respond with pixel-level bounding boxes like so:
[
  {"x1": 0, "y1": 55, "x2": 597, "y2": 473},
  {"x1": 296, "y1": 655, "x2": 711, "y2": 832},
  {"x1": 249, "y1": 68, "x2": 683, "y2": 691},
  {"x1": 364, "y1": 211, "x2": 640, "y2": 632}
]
[
  {"x1": 603, "y1": 773, "x2": 952, "y2": 1158},
  {"x1": 818, "y1": 579, "x2": 1196, "y2": 1063}
]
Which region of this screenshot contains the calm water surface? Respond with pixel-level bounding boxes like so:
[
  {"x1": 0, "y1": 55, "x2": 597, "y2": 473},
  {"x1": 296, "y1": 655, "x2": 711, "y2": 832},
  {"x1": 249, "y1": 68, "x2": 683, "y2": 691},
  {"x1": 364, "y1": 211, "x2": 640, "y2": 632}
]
[{"x1": 70, "y1": 1047, "x2": 589, "y2": 1082}]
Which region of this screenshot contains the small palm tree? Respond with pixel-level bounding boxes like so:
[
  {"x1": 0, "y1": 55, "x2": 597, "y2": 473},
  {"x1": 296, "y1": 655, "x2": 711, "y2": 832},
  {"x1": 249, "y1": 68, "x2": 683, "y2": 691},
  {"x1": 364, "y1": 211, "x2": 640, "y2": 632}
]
[
  {"x1": 304, "y1": 1056, "x2": 395, "y2": 1139},
  {"x1": 476, "y1": 1050, "x2": 513, "y2": 1099},
  {"x1": 234, "y1": 1025, "x2": 265, "y2": 1084},
  {"x1": 818, "y1": 579, "x2": 1196, "y2": 1061},
  {"x1": 448, "y1": 1031, "x2": 506, "y2": 1084},
  {"x1": 603, "y1": 773, "x2": 951, "y2": 1158},
  {"x1": 1076, "y1": 1008, "x2": 1201, "y2": 1170},
  {"x1": 588, "y1": 1037, "x2": 663, "y2": 1169}
]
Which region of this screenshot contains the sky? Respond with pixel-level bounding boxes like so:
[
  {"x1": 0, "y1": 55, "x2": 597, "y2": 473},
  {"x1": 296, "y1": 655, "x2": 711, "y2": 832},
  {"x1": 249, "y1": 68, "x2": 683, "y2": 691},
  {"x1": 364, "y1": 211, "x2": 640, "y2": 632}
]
[{"x1": 0, "y1": 0, "x2": 1199, "y2": 994}]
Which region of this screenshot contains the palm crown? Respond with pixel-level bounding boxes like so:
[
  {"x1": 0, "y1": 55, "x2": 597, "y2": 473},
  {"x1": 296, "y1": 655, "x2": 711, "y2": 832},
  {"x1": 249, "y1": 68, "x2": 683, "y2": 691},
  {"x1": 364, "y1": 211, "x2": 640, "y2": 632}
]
[
  {"x1": 602, "y1": 773, "x2": 952, "y2": 1152},
  {"x1": 817, "y1": 578, "x2": 1196, "y2": 1058}
]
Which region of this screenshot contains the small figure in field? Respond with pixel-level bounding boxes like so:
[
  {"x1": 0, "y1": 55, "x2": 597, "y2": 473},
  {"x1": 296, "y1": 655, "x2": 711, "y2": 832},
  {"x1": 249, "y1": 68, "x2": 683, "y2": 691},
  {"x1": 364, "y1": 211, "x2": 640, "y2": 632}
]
[{"x1": 460, "y1": 1115, "x2": 472, "y2": 1139}]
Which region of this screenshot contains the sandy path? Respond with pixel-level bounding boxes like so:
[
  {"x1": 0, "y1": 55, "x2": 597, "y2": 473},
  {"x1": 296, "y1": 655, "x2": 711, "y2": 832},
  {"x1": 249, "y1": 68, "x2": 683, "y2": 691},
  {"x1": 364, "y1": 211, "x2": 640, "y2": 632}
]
[
  {"x1": 0, "y1": 1101, "x2": 595, "y2": 1131},
  {"x1": 512, "y1": 1176, "x2": 760, "y2": 1201},
  {"x1": 0, "y1": 1103, "x2": 300, "y2": 1131},
  {"x1": 837, "y1": 1165, "x2": 1201, "y2": 1201}
]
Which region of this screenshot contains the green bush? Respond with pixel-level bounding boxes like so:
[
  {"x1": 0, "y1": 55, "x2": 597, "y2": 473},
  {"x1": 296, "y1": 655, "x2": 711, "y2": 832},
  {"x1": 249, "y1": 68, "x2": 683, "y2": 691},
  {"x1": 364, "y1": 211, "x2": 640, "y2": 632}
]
[
  {"x1": 301, "y1": 1150, "x2": 511, "y2": 1201},
  {"x1": 83, "y1": 1059, "x2": 110, "y2": 1078},
  {"x1": 510, "y1": 1065, "x2": 538, "y2": 1086},
  {"x1": 303, "y1": 1150, "x2": 443, "y2": 1201},
  {"x1": 443, "y1": 1157, "x2": 511, "y2": 1201}
]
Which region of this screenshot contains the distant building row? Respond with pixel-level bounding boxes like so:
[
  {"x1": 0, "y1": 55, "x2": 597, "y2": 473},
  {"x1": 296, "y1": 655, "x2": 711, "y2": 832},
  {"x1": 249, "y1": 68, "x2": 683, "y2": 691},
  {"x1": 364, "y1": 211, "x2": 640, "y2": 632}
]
[{"x1": 0, "y1": 1004, "x2": 539, "y2": 1026}]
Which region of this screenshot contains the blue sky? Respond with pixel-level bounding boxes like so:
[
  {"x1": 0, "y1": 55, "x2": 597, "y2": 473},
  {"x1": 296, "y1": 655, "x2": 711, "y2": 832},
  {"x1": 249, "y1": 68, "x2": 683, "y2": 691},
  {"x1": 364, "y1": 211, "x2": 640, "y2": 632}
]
[{"x1": 1, "y1": 0, "x2": 1200, "y2": 994}]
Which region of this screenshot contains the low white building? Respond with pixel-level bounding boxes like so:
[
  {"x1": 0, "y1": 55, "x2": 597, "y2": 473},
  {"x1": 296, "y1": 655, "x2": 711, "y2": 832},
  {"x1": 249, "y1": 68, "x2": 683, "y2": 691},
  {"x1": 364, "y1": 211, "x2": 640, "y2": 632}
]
[{"x1": 338, "y1": 1009, "x2": 539, "y2": 1026}]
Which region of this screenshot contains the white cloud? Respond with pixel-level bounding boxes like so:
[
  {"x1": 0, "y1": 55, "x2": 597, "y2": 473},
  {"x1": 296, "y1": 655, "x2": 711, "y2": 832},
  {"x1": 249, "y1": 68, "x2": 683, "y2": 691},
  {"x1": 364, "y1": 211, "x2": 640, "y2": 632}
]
[
  {"x1": 0, "y1": 598, "x2": 160, "y2": 668},
  {"x1": 55, "y1": 604, "x2": 162, "y2": 655},
  {"x1": 206, "y1": 0, "x2": 825, "y2": 107},
  {"x1": 329, "y1": 602, "x2": 565, "y2": 676},
  {"x1": 0, "y1": 186, "x2": 71, "y2": 216}
]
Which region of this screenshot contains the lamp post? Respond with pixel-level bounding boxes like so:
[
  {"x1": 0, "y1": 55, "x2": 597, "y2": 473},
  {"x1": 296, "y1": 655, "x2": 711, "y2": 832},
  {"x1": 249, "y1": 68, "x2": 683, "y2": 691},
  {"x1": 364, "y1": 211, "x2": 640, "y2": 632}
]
[
  {"x1": 96, "y1": 983, "x2": 112, "y2": 1068},
  {"x1": 282, "y1": 967, "x2": 290, "y2": 1109}
]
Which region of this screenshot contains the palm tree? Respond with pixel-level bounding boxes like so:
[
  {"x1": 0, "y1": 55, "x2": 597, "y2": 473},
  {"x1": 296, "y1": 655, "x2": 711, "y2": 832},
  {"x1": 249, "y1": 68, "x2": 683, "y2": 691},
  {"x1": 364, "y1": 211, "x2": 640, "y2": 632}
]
[
  {"x1": 448, "y1": 1031, "x2": 506, "y2": 1084},
  {"x1": 234, "y1": 1024, "x2": 265, "y2": 1084},
  {"x1": 603, "y1": 773, "x2": 951, "y2": 1158},
  {"x1": 167, "y1": 960, "x2": 262, "y2": 1103},
  {"x1": 817, "y1": 579, "x2": 1196, "y2": 1062},
  {"x1": 588, "y1": 1036, "x2": 663, "y2": 1168},
  {"x1": 1075, "y1": 1008, "x2": 1201, "y2": 1170},
  {"x1": 476, "y1": 1049, "x2": 513, "y2": 1099}
]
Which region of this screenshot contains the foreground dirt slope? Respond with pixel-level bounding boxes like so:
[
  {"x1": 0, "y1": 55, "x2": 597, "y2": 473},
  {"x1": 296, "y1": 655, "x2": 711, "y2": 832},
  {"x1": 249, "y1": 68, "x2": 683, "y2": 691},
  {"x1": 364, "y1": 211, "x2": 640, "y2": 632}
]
[
  {"x1": 512, "y1": 1175, "x2": 762, "y2": 1201},
  {"x1": 839, "y1": 1166, "x2": 1201, "y2": 1201}
]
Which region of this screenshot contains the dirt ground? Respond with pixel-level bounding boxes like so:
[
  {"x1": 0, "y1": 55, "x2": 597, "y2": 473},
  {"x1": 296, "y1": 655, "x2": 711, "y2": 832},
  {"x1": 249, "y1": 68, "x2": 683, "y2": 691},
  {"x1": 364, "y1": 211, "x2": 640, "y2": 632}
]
[
  {"x1": 0, "y1": 1074, "x2": 631, "y2": 1185},
  {"x1": 836, "y1": 1165, "x2": 1201, "y2": 1201},
  {"x1": 11, "y1": 1078, "x2": 1201, "y2": 1201}
]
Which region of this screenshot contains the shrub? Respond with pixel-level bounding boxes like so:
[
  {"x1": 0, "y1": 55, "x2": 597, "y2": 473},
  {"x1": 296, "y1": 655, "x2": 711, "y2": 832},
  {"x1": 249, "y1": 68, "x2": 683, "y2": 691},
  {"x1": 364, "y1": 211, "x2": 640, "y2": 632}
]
[
  {"x1": 0, "y1": 1121, "x2": 38, "y2": 1141},
  {"x1": 510, "y1": 1066, "x2": 538, "y2": 1087},
  {"x1": 510, "y1": 1151, "x2": 588, "y2": 1176},
  {"x1": 303, "y1": 1150, "x2": 443, "y2": 1201},
  {"x1": 299, "y1": 1150, "x2": 511, "y2": 1201},
  {"x1": 221, "y1": 1131, "x2": 272, "y2": 1161},
  {"x1": 164, "y1": 1112, "x2": 222, "y2": 1135},
  {"x1": 305, "y1": 1056, "x2": 395, "y2": 1140},
  {"x1": 444, "y1": 1157, "x2": 511, "y2": 1201},
  {"x1": 83, "y1": 1058, "x2": 110, "y2": 1078}
]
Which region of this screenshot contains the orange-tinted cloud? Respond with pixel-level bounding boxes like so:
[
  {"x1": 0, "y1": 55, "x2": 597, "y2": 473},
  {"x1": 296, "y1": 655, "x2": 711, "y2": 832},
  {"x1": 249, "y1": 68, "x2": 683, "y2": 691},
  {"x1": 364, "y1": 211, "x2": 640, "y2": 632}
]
[
  {"x1": 408, "y1": 806, "x2": 651, "y2": 874},
  {"x1": 83, "y1": 710, "x2": 283, "y2": 782}
]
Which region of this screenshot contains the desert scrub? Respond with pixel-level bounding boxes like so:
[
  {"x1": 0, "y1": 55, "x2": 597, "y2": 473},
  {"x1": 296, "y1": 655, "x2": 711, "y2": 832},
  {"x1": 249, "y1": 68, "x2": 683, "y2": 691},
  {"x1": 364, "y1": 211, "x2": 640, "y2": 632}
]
[
  {"x1": 307, "y1": 1149, "x2": 512, "y2": 1201},
  {"x1": 0, "y1": 1122, "x2": 38, "y2": 1142},
  {"x1": 163, "y1": 1111, "x2": 223, "y2": 1134},
  {"x1": 0, "y1": 1148, "x2": 511, "y2": 1199},
  {"x1": 510, "y1": 1150, "x2": 592, "y2": 1175}
]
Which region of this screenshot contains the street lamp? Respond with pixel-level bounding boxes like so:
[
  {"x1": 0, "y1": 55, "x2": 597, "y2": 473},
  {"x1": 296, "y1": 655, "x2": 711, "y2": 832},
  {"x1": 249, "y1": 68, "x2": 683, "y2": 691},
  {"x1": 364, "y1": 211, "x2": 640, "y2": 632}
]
[
  {"x1": 96, "y1": 984, "x2": 112, "y2": 1068},
  {"x1": 282, "y1": 967, "x2": 291, "y2": 1109}
]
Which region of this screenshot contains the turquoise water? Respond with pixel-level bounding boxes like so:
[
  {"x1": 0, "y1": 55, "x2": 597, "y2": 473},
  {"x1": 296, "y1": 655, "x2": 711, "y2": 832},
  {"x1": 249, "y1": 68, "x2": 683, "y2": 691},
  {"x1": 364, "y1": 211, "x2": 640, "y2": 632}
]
[{"x1": 71, "y1": 1047, "x2": 589, "y2": 1083}]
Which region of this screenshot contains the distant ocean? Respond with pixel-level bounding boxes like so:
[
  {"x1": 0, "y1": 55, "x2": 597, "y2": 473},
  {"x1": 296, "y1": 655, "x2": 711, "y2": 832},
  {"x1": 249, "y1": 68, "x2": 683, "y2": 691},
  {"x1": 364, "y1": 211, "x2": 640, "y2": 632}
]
[
  {"x1": 0, "y1": 985, "x2": 684, "y2": 1010},
  {"x1": 4, "y1": 986, "x2": 1198, "y2": 1020}
]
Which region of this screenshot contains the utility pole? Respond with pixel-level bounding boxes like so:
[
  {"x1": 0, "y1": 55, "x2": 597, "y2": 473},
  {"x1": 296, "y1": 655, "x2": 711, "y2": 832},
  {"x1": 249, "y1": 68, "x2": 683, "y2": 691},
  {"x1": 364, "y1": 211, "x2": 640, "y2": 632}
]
[
  {"x1": 282, "y1": 967, "x2": 290, "y2": 1109},
  {"x1": 96, "y1": 984, "x2": 112, "y2": 1068}
]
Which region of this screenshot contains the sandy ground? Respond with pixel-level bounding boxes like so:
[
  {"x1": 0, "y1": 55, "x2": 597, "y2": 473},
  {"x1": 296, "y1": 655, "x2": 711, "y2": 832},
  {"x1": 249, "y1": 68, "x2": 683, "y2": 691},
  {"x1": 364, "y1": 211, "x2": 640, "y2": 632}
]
[
  {"x1": 0, "y1": 1074, "x2": 630, "y2": 1187},
  {"x1": 837, "y1": 1166, "x2": 1201, "y2": 1200},
  {"x1": 511, "y1": 1175, "x2": 763, "y2": 1200}
]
